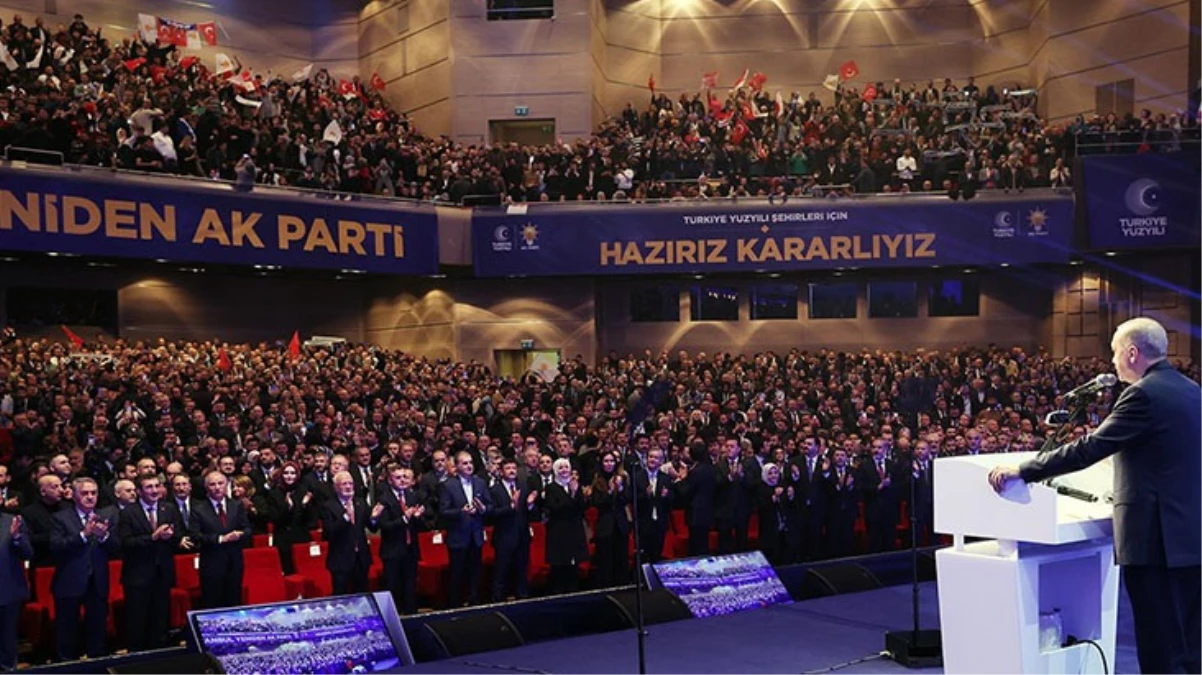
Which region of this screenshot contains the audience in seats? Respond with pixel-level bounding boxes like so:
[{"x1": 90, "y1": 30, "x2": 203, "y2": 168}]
[{"x1": 1, "y1": 327, "x2": 1200, "y2": 661}]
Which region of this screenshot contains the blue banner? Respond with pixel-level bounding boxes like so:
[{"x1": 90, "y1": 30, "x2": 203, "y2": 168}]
[
  {"x1": 1082, "y1": 153, "x2": 1201, "y2": 249},
  {"x1": 0, "y1": 168, "x2": 439, "y2": 274},
  {"x1": 473, "y1": 197, "x2": 1074, "y2": 277}
]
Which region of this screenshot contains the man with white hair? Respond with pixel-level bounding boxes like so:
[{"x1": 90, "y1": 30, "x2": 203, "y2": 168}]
[{"x1": 989, "y1": 317, "x2": 1200, "y2": 674}]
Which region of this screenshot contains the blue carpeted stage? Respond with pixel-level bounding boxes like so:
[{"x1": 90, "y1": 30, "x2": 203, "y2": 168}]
[{"x1": 398, "y1": 582, "x2": 1139, "y2": 674}]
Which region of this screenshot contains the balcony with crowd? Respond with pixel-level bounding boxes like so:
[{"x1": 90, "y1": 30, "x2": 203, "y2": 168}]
[{"x1": 2, "y1": 11, "x2": 1197, "y2": 208}]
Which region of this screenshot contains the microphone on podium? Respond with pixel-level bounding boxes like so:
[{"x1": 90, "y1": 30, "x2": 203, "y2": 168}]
[{"x1": 1063, "y1": 373, "x2": 1118, "y2": 401}]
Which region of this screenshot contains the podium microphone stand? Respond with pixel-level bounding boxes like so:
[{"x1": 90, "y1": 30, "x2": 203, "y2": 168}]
[{"x1": 884, "y1": 457, "x2": 942, "y2": 667}]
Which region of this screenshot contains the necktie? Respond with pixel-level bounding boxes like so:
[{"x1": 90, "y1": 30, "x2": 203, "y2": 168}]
[
  {"x1": 180, "y1": 501, "x2": 189, "y2": 522},
  {"x1": 509, "y1": 482, "x2": 517, "y2": 501},
  {"x1": 216, "y1": 501, "x2": 226, "y2": 527},
  {"x1": 147, "y1": 507, "x2": 157, "y2": 529},
  {"x1": 877, "y1": 461, "x2": 885, "y2": 479},
  {"x1": 808, "y1": 458, "x2": 815, "y2": 480}
]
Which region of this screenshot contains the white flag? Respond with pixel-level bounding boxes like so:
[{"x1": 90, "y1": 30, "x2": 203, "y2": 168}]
[
  {"x1": 235, "y1": 94, "x2": 262, "y2": 108},
  {"x1": 214, "y1": 52, "x2": 234, "y2": 76},
  {"x1": 0, "y1": 41, "x2": 17, "y2": 71},
  {"x1": 25, "y1": 41, "x2": 44, "y2": 69},
  {"x1": 322, "y1": 119, "x2": 343, "y2": 145},
  {"x1": 291, "y1": 63, "x2": 313, "y2": 82},
  {"x1": 137, "y1": 14, "x2": 158, "y2": 43},
  {"x1": 822, "y1": 74, "x2": 840, "y2": 92}
]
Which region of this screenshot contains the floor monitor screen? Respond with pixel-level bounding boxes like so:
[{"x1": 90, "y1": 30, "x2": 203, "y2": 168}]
[{"x1": 651, "y1": 551, "x2": 793, "y2": 618}]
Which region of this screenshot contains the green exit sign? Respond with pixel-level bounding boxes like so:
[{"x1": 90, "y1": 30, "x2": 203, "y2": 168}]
[{"x1": 514, "y1": 106, "x2": 529, "y2": 117}]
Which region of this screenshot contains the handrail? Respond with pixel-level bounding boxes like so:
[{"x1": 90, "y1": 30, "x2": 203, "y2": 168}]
[{"x1": 0, "y1": 155, "x2": 1072, "y2": 209}]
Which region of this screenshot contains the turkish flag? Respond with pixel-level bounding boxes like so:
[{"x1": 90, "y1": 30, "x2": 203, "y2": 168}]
[
  {"x1": 748, "y1": 71, "x2": 767, "y2": 92},
  {"x1": 60, "y1": 325, "x2": 84, "y2": 349},
  {"x1": 370, "y1": 72, "x2": 386, "y2": 91},
  {"x1": 731, "y1": 119, "x2": 749, "y2": 145},
  {"x1": 839, "y1": 60, "x2": 860, "y2": 81},
  {"x1": 198, "y1": 22, "x2": 218, "y2": 46},
  {"x1": 337, "y1": 79, "x2": 356, "y2": 100},
  {"x1": 179, "y1": 55, "x2": 199, "y2": 70},
  {"x1": 123, "y1": 57, "x2": 146, "y2": 72},
  {"x1": 701, "y1": 71, "x2": 719, "y2": 89},
  {"x1": 217, "y1": 348, "x2": 232, "y2": 373},
  {"x1": 368, "y1": 108, "x2": 387, "y2": 121},
  {"x1": 149, "y1": 64, "x2": 167, "y2": 84},
  {"x1": 287, "y1": 331, "x2": 301, "y2": 360},
  {"x1": 862, "y1": 83, "x2": 877, "y2": 102},
  {"x1": 648, "y1": 74, "x2": 656, "y2": 93}
]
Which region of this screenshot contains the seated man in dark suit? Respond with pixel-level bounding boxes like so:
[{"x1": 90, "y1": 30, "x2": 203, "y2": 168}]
[
  {"x1": 321, "y1": 471, "x2": 372, "y2": 595},
  {"x1": 190, "y1": 471, "x2": 251, "y2": 608},
  {"x1": 118, "y1": 474, "x2": 189, "y2": 652},
  {"x1": 49, "y1": 477, "x2": 120, "y2": 660},
  {"x1": 0, "y1": 509, "x2": 32, "y2": 671},
  {"x1": 440, "y1": 451, "x2": 491, "y2": 607},
  {"x1": 489, "y1": 457, "x2": 536, "y2": 601},
  {"x1": 369, "y1": 464, "x2": 424, "y2": 613}
]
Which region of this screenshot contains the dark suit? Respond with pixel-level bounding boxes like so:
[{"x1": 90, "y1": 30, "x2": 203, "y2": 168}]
[
  {"x1": 910, "y1": 461, "x2": 935, "y2": 546},
  {"x1": 714, "y1": 458, "x2": 755, "y2": 554},
  {"x1": 674, "y1": 462, "x2": 715, "y2": 557},
  {"x1": 50, "y1": 507, "x2": 120, "y2": 659},
  {"x1": 118, "y1": 501, "x2": 183, "y2": 651},
  {"x1": 373, "y1": 487, "x2": 422, "y2": 613},
  {"x1": 587, "y1": 478, "x2": 630, "y2": 587},
  {"x1": 190, "y1": 498, "x2": 250, "y2": 608},
  {"x1": 439, "y1": 475, "x2": 490, "y2": 606},
  {"x1": 350, "y1": 464, "x2": 378, "y2": 505},
  {"x1": 320, "y1": 497, "x2": 372, "y2": 595},
  {"x1": 543, "y1": 482, "x2": 589, "y2": 594},
  {"x1": 1019, "y1": 361, "x2": 1201, "y2": 674},
  {"x1": 21, "y1": 499, "x2": 62, "y2": 567},
  {"x1": 633, "y1": 469, "x2": 672, "y2": 563},
  {"x1": 858, "y1": 458, "x2": 900, "y2": 553},
  {"x1": 0, "y1": 513, "x2": 32, "y2": 669},
  {"x1": 489, "y1": 479, "x2": 534, "y2": 600},
  {"x1": 788, "y1": 455, "x2": 831, "y2": 560},
  {"x1": 265, "y1": 486, "x2": 314, "y2": 575},
  {"x1": 826, "y1": 466, "x2": 858, "y2": 558},
  {"x1": 303, "y1": 471, "x2": 335, "y2": 504}
]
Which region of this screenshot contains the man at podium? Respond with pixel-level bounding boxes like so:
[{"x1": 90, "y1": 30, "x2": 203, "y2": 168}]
[{"x1": 989, "y1": 317, "x2": 1200, "y2": 674}]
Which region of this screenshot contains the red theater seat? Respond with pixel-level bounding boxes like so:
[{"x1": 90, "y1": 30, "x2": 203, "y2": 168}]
[
  {"x1": 526, "y1": 523, "x2": 550, "y2": 589},
  {"x1": 417, "y1": 531, "x2": 450, "y2": 607},
  {"x1": 291, "y1": 541, "x2": 332, "y2": 598}
]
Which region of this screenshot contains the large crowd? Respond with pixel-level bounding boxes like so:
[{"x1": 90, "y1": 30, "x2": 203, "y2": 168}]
[
  {"x1": 2, "y1": 11, "x2": 1197, "y2": 206},
  {"x1": 0, "y1": 329, "x2": 1199, "y2": 662}
]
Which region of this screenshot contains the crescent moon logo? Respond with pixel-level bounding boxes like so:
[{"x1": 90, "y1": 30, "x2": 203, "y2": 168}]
[
  {"x1": 1124, "y1": 179, "x2": 1161, "y2": 216},
  {"x1": 493, "y1": 226, "x2": 510, "y2": 242},
  {"x1": 994, "y1": 211, "x2": 1013, "y2": 228}
]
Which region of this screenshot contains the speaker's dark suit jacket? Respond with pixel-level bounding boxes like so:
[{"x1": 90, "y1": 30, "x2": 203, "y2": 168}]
[{"x1": 1020, "y1": 360, "x2": 1201, "y2": 567}]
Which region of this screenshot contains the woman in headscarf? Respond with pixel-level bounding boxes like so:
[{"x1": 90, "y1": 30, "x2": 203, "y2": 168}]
[
  {"x1": 265, "y1": 461, "x2": 314, "y2": 574},
  {"x1": 756, "y1": 463, "x2": 799, "y2": 565},
  {"x1": 544, "y1": 457, "x2": 589, "y2": 595},
  {"x1": 587, "y1": 450, "x2": 630, "y2": 587}
]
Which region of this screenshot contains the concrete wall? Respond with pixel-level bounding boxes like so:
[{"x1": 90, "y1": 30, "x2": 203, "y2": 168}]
[
  {"x1": 0, "y1": 0, "x2": 360, "y2": 77},
  {"x1": 358, "y1": 0, "x2": 453, "y2": 139},
  {"x1": 446, "y1": 0, "x2": 595, "y2": 144}
]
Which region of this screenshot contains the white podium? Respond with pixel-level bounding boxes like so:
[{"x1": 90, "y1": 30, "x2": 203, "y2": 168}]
[{"x1": 934, "y1": 452, "x2": 1119, "y2": 674}]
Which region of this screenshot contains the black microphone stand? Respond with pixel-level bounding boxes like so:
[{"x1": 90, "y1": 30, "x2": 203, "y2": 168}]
[
  {"x1": 883, "y1": 454, "x2": 941, "y2": 667},
  {"x1": 626, "y1": 448, "x2": 647, "y2": 675}
]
